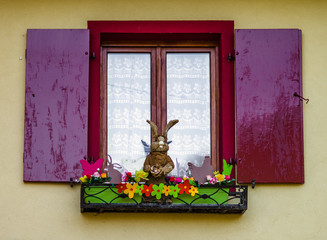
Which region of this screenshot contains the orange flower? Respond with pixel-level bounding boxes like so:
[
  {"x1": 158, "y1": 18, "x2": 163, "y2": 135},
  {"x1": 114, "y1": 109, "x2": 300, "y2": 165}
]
[
  {"x1": 124, "y1": 183, "x2": 138, "y2": 198},
  {"x1": 162, "y1": 185, "x2": 171, "y2": 196},
  {"x1": 189, "y1": 186, "x2": 199, "y2": 196},
  {"x1": 101, "y1": 172, "x2": 107, "y2": 178}
]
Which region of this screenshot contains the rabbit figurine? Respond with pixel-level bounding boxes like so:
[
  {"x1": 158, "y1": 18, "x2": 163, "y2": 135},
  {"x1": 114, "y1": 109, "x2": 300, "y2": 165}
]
[
  {"x1": 102, "y1": 154, "x2": 122, "y2": 184},
  {"x1": 143, "y1": 119, "x2": 178, "y2": 185}
]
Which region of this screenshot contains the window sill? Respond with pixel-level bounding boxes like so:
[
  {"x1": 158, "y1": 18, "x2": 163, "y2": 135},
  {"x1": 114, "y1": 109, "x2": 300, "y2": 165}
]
[{"x1": 80, "y1": 184, "x2": 247, "y2": 214}]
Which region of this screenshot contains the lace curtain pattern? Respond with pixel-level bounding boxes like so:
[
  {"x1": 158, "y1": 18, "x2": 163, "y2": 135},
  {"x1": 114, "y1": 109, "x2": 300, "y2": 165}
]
[
  {"x1": 167, "y1": 53, "x2": 211, "y2": 176},
  {"x1": 107, "y1": 52, "x2": 210, "y2": 177},
  {"x1": 107, "y1": 53, "x2": 151, "y2": 173}
]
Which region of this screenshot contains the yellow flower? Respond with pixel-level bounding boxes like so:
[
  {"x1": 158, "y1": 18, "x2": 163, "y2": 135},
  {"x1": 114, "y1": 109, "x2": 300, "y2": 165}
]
[
  {"x1": 162, "y1": 185, "x2": 171, "y2": 196},
  {"x1": 134, "y1": 170, "x2": 149, "y2": 182},
  {"x1": 216, "y1": 174, "x2": 225, "y2": 182},
  {"x1": 189, "y1": 186, "x2": 199, "y2": 196},
  {"x1": 124, "y1": 183, "x2": 138, "y2": 198},
  {"x1": 79, "y1": 175, "x2": 88, "y2": 183}
]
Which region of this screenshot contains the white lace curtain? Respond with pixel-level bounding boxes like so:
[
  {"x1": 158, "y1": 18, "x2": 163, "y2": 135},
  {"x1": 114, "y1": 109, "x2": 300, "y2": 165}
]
[
  {"x1": 107, "y1": 53, "x2": 210, "y2": 176},
  {"x1": 167, "y1": 53, "x2": 210, "y2": 176}
]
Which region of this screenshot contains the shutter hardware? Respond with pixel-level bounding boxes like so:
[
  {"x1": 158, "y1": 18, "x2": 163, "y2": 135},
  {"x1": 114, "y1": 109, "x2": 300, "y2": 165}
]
[
  {"x1": 294, "y1": 92, "x2": 309, "y2": 104},
  {"x1": 227, "y1": 52, "x2": 235, "y2": 62},
  {"x1": 229, "y1": 156, "x2": 241, "y2": 165}
]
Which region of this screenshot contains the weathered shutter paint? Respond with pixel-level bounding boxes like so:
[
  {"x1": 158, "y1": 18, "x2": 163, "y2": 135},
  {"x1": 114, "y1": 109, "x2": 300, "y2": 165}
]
[
  {"x1": 24, "y1": 29, "x2": 89, "y2": 182},
  {"x1": 235, "y1": 29, "x2": 304, "y2": 183}
]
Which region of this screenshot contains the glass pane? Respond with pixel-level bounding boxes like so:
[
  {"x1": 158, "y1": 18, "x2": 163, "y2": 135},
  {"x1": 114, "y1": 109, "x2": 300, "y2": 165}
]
[
  {"x1": 107, "y1": 53, "x2": 151, "y2": 173},
  {"x1": 166, "y1": 53, "x2": 211, "y2": 177}
]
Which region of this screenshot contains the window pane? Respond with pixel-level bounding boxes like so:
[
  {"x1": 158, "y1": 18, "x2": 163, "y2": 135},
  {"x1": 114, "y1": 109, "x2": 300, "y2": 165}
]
[
  {"x1": 107, "y1": 53, "x2": 151, "y2": 173},
  {"x1": 166, "y1": 53, "x2": 211, "y2": 177}
]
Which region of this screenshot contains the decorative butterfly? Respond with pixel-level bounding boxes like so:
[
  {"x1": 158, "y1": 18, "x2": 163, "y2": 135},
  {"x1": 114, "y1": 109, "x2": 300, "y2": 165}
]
[{"x1": 80, "y1": 158, "x2": 104, "y2": 176}]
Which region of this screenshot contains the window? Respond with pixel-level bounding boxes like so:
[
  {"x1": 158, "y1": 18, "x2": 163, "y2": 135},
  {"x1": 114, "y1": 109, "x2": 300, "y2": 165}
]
[
  {"x1": 24, "y1": 22, "x2": 304, "y2": 184},
  {"x1": 88, "y1": 21, "x2": 235, "y2": 182},
  {"x1": 100, "y1": 42, "x2": 219, "y2": 177}
]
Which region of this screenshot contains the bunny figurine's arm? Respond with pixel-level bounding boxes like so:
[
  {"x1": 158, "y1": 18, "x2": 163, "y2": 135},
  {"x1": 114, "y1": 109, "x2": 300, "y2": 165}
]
[{"x1": 162, "y1": 156, "x2": 174, "y2": 175}]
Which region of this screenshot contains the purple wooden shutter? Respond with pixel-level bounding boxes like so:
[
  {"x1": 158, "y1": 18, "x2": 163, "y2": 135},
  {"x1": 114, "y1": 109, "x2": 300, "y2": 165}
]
[
  {"x1": 24, "y1": 29, "x2": 89, "y2": 182},
  {"x1": 235, "y1": 29, "x2": 303, "y2": 183}
]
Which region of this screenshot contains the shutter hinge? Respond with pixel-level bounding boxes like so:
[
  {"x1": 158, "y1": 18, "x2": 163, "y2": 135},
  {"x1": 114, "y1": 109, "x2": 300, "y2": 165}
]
[
  {"x1": 252, "y1": 179, "x2": 256, "y2": 189},
  {"x1": 229, "y1": 156, "x2": 241, "y2": 165},
  {"x1": 228, "y1": 52, "x2": 235, "y2": 62},
  {"x1": 90, "y1": 52, "x2": 96, "y2": 60}
]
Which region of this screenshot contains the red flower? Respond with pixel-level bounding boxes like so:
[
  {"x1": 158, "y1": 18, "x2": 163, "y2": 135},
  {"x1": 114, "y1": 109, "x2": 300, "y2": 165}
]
[
  {"x1": 115, "y1": 183, "x2": 127, "y2": 193},
  {"x1": 178, "y1": 179, "x2": 192, "y2": 194},
  {"x1": 169, "y1": 176, "x2": 175, "y2": 182},
  {"x1": 123, "y1": 172, "x2": 132, "y2": 181},
  {"x1": 86, "y1": 174, "x2": 91, "y2": 179},
  {"x1": 141, "y1": 184, "x2": 154, "y2": 197}
]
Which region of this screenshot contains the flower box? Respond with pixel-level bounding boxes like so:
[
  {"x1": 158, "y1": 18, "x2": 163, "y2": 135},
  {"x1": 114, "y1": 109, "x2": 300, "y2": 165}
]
[{"x1": 81, "y1": 184, "x2": 247, "y2": 213}]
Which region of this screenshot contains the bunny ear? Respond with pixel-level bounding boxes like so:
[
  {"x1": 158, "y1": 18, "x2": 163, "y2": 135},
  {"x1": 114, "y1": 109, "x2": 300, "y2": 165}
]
[
  {"x1": 147, "y1": 120, "x2": 158, "y2": 138},
  {"x1": 163, "y1": 119, "x2": 179, "y2": 137},
  {"x1": 107, "y1": 154, "x2": 112, "y2": 164}
]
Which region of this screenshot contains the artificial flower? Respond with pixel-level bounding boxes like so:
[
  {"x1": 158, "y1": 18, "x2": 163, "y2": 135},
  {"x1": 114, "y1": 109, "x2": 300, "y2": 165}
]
[
  {"x1": 115, "y1": 183, "x2": 127, "y2": 193},
  {"x1": 135, "y1": 184, "x2": 144, "y2": 196},
  {"x1": 189, "y1": 186, "x2": 199, "y2": 197},
  {"x1": 162, "y1": 185, "x2": 171, "y2": 196},
  {"x1": 151, "y1": 184, "x2": 164, "y2": 200},
  {"x1": 178, "y1": 179, "x2": 192, "y2": 194},
  {"x1": 86, "y1": 174, "x2": 91, "y2": 179},
  {"x1": 216, "y1": 174, "x2": 225, "y2": 182},
  {"x1": 206, "y1": 175, "x2": 212, "y2": 181},
  {"x1": 225, "y1": 175, "x2": 231, "y2": 181},
  {"x1": 141, "y1": 184, "x2": 154, "y2": 197},
  {"x1": 134, "y1": 170, "x2": 149, "y2": 182},
  {"x1": 122, "y1": 172, "x2": 132, "y2": 182},
  {"x1": 209, "y1": 177, "x2": 217, "y2": 184},
  {"x1": 175, "y1": 178, "x2": 183, "y2": 184},
  {"x1": 169, "y1": 185, "x2": 180, "y2": 198},
  {"x1": 79, "y1": 175, "x2": 88, "y2": 183},
  {"x1": 101, "y1": 172, "x2": 107, "y2": 178},
  {"x1": 93, "y1": 171, "x2": 100, "y2": 178},
  {"x1": 124, "y1": 183, "x2": 138, "y2": 198}
]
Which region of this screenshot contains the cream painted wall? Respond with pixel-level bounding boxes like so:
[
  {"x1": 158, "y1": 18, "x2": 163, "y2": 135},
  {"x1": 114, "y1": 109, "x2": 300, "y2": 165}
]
[{"x1": 0, "y1": 0, "x2": 326, "y2": 239}]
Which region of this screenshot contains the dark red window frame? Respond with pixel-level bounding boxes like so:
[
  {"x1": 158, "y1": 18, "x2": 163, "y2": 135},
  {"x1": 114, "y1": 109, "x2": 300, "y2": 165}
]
[{"x1": 87, "y1": 21, "x2": 235, "y2": 172}]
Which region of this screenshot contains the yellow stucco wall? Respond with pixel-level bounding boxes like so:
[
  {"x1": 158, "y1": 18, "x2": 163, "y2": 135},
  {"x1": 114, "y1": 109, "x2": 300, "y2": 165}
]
[{"x1": 1, "y1": 0, "x2": 326, "y2": 239}]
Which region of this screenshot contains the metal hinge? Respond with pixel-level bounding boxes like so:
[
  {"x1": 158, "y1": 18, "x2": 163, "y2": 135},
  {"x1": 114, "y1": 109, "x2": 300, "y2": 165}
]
[
  {"x1": 90, "y1": 52, "x2": 96, "y2": 60},
  {"x1": 229, "y1": 155, "x2": 241, "y2": 165},
  {"x1": 227, "y1": 52, "x2": 235, "y2": 62}
]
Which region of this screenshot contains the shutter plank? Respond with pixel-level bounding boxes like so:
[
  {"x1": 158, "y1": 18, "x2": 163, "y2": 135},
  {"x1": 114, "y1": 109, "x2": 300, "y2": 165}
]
[
  {"x1": 236, "y1": 29, "x2": 303, "y2": 183},
  {"x1": 24, "y1": 29, "x2": 89, "y2": 182}
]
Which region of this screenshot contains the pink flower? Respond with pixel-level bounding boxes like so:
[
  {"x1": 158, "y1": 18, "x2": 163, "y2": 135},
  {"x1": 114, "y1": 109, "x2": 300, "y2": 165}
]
[
  {"x1": 93, "y1": 172, "x2": 100, "y2": 177},
  {"x1": 122, "y1": 172, "x2": 132, "y2": 182},
  {"x1": 206, "y1": 175, "x2": 212, "y2": 181},
  {"x1": 209, "y1": 177, "x2": 217, "y2": 184},
  {"x1": 225, "y1": 175, "x2": 230, "y2": 181},
  {"x1": 175, "y1": 178, "x2": 182, "y2": 184}
]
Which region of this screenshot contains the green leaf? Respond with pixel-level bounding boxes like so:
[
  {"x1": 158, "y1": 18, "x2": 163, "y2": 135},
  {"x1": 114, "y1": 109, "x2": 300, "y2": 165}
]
[{"x1": 222, "y1": 159, "x2": 233, "y2": 176}]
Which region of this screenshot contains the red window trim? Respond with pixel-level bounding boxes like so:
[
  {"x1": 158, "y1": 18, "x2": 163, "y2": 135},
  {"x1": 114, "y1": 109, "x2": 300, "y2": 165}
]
[{"x1": 88, "y1": 20, "x2": 235, "y2": 172}]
